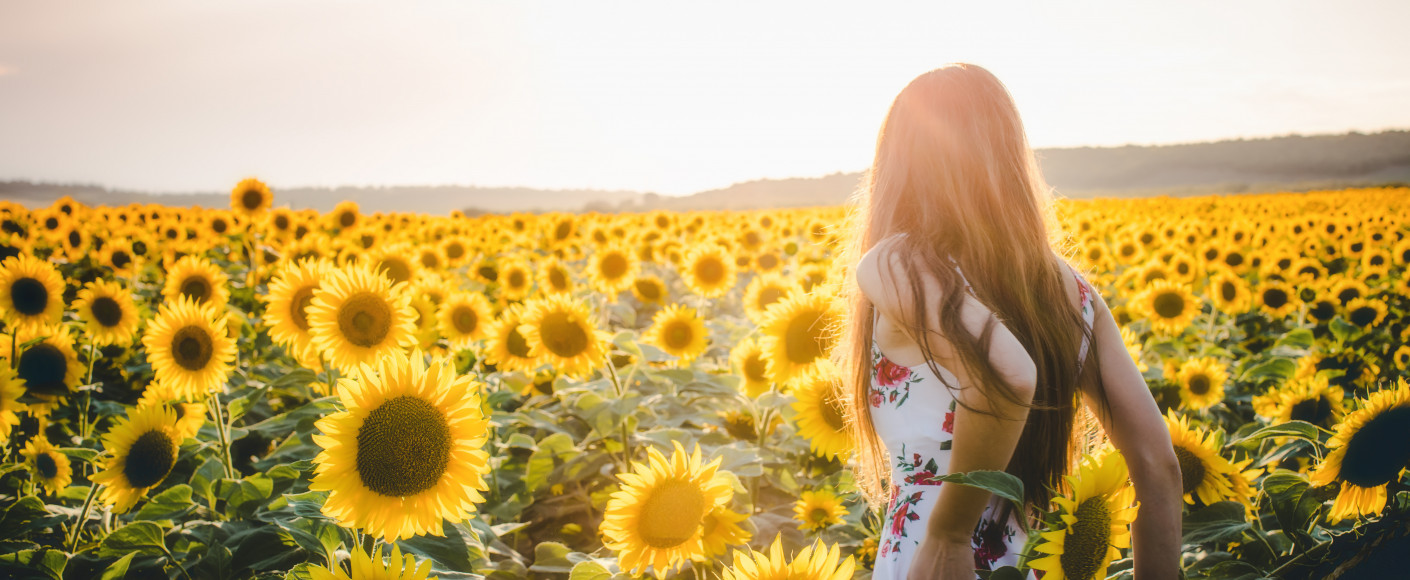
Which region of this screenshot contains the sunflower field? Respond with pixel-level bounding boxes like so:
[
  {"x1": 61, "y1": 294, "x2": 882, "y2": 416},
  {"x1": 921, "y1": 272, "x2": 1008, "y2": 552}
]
[{"x1": 0, "y1": 183, "x2": 1408, "y2": 580}]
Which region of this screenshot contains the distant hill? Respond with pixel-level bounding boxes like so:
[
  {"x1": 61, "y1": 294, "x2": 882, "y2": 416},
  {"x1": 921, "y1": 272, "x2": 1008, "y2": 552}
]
[{"x1": 5, "y1": 130, "x2": 1409, "y2": 214}]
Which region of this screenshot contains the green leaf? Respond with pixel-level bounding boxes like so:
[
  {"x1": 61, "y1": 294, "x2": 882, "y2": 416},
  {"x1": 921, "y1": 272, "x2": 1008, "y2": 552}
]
[
  {"x1": 190, "y1": 456, "x2": 225, "y2": 509},
  {"x1": 1182, "y1": 501, "x2": 1249, "y2": 544},
  {"x1": 931, "y1": 470, "x2": 1024, "y2": 509},
  {"x1": 977, "y1": 566, "x2": 1026, "y2": 580},
  {"x1": 1262, "y1": 471, "x2": 1324, "y2": 546},
  {"x1": 284, "y1": 490, "x2": 330, "y2": 519},
  {"x1": 135, "y1": 484, "x2": 195, "y2": 521},
  {"x1": 529, "y1": 541, "x2": 586, "y2": 574},
  {"x1": 0, "y1": 497, "x2": 50, "y2": 541},
  {"x1": 1328, "y1": 316, "x2": 1359, "y2": 343},
  {"x1": 99, "y1": 553, "x2": 136, "y2": 580},
  {"x1": 569, "y1": 561, "x2": 626, "y2": 580},
  {"x1": 1230, "y1": 421, "x2": 1320, "y2": 448},
  {"x1": 1272, "y1": 328, "x2": 1314, "y2": 351},
  {"x1": 0, "y1": 549, "x2": 66, "y2": 580},
  {"x1": 398, "y1": 520, "x2": 482, "y2": 572},
  {"x1": 525, "y1": 433, "x2": 577, "y2": 493},
  {"x1": 1239, "y1": 358, "x2": 1296, "y2": 382},
  {"x1": 56, "y1": 447, "x2": 100, "y2": 463},
  {"x1": 99, "y1": 522, "x2": 167, "y2": 559}
]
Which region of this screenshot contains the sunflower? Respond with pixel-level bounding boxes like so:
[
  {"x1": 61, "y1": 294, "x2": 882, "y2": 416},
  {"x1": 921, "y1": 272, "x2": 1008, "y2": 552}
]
[
  {"x1": 793, "y1": 489, "x2": 847, "y2": 532},
  {"x1": 588, "y1": 245, "x2": 638, "y2": 300},
  {"x1": 1167, "y1": 357, "x2": 1228, "y2": 411},
  {"x1": 1028, "y1": 449, "x2": 1139, "y2": 580},
  {"x1": 1310, "y1": 379, "x2": 1410, "y2": 522},
  {"x1": 230, "y1": 177, "x2": 273, "y2": 217},
  {"x1": 142, "y1": 296, "x2": 237, "y2": 401},
  {"x1": 759, "y1": 292, "x2": 842, "y2": 385},
  {"x1": 730, "y1": 338, "x2": 774, "y2": 398},
  {"x1": 72, "y1": 279, "x2": 140, "y2": 347},
  {"x1": 0, "y1": 366, "x2": 24, "y2": 442},
  {"x1": 0, "y1": 254, "x2": 65, "y2": 331},
  {"x1": 21, "y1": 436, "x2": 72, "y2": 496},
  {"x1": 1165, "y1": 412, "x2": 1253, "y2": 508},
  {"x1": 789, "y1": 361, "x2": 853, "y2": 461},
  {"x1": 14, "y1": 325, "x2": 81, "y2": 420},
  {"x1": 306, "y1": 264, "x2": 418, "y2": 374},
  {"x1": 1394, "y1": 345, "x2": 1410, "y2": 372},
  {"x1": 161, "y1": 255, "x2": 231, "y2": 311},
  {"x1": 642, "y1": 304, "x2": 709, "y2": 365},
  {"x1": 264, "y1": 258, "x2": 332, "y2": 364},
  {"x1": 483, "y1": 304, "x2": 538, "y2": 374},
  {"x1": 695, "y1": 504, "x2": 752, "y2": 561},
  {"x1": 681, "y1": 245, "x2": 737, "y2": 298},
  {"x1": 1206, "y1": 267, "x2": 1252, "y2": 315},
  {"x1": 91, "y1": 404, "x2": 182, "y2": 513},
  {"x1": 537, "y1": 258, "x2": 575, "y2": 295},
  {"x1": 1343, "y1": 297, "x2": 1388, "y2": 330},
  {"x1": 438, "y1": 292, "x2": 493, "y2": 349},
  {"x1": 496, "y1": 258, "x2": 534, "y2": 302},
  {"x1": 631, "y1": 275, "x2": 668, "y2": 305},
  {"x1": 1133, "y1": 279, "x2": 1199, "y2": 335},
  {"x1": 328, "y1": 201, "x2": 361, "y2": 230},
  {"x1": 600, "y1": 441, "x2": 734, "y2": 577},
  {"x1": 406, "y1": 295, "x2": 441, "y2": 351},
  {"x1": 97, "y1": 240, "x2": 141, "y2": 276},
  {"x1": 137, "y1": 382, "x2": 206, "y2": 439},
  {"x1": 1253, "y1": 280, "x2": 1300, "y2": 319},
  {"x1": 518, "y1": 294, "x2": 608, "y2": 379},
  {"x1": 369, "y1": 245, "x2": 420, "y2": 286},
  {"x1": 1253, "y1": 374, "x2": 1345, "y2": 429},
  {"x1": 308, "y1": 544, "x2": 436, "y2": 580},
  {"x1": 310, "y1": 349, "x2": 491, "y2": 542},
  {"x1": 719, "y1": 534, "x2": 856, "y2": 580},
  {"x1": 743, "y1": 273, "x2": 794, "y2": 324},
  {"x1": 1297, "y1": 352, "x2": 1381, "y2": 392}
]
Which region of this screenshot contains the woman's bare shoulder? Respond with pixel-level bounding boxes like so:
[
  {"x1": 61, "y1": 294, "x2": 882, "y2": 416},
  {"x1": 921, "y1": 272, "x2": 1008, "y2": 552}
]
[{"x1": 856, "y1": 234, "x2": 913, "y2": 307}]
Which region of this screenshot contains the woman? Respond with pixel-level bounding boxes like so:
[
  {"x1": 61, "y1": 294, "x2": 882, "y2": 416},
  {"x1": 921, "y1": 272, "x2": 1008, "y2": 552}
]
[{"x1": 840, "y1": 64, "x2": 1183, "y2": 579}]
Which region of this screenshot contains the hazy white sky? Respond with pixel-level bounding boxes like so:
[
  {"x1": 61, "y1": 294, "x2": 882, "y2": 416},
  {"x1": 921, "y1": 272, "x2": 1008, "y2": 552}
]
[{"x1": 1, "y1": 1, "x2": 1407, "y2": 195}]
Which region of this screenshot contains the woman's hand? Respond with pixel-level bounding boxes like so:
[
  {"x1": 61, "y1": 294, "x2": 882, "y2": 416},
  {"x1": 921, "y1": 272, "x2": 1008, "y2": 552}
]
[{"x1": 906, "y1": 536, "x2": 976, "y2": 580}]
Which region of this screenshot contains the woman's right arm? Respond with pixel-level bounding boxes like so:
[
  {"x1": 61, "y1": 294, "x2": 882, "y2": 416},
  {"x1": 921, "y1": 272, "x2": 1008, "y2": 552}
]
[{"x1": 1081, "y1": 288, "x2": 1183, "y2": 580}]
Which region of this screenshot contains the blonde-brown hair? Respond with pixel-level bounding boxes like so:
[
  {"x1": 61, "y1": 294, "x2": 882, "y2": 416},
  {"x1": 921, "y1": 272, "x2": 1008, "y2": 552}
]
[{"x1": 836, "y1": 64, "x2": 1111, "y2": 525}]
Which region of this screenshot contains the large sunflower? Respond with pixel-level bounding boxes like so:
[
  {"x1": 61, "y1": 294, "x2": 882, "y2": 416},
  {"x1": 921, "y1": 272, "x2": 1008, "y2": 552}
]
[
  {"x1": 1029, "y1": 449, "x2": 1139, "y2": 580},
  {"x1": 518, "y1": 294, "x2": 608, "y2": 379},
  {"x1": 307, "y1": 544, "x2": 436, "y2": 580},
  {"x1": 789, "y1": 361, "x2": 854, "y2": 461},
  {"x1": 1309, "y1": 379, "x2": 1410, "y2": 522},
  {"x1": 759, "y1": 292, "x2": 842, "y2": 385},
  {"x1": 438, "y1": 292, "x2": 493, "y2": 349},
  {"x1": 73, "y1": 279, "x2": 141, "y2": 347},
  {"x1": 483, "y1": 304, "x2": 538, "y2": 374},
  {"x1": 1168, "y1": 357, "x2": 1228, "y2": 411},
  {"x1": 1252, "y1": 374, "x2": 1345, "y2": 429},
  {"x1": 1165, "y1": 412, "x2": 1253, "y2": 508},
  {"x1": 1133, "y1": 279, "x2": 1199, "y2": 335},
  {"x1": 719, "y1": 535, "x2": 856, "y2": 580},
  {"x1": 263, "y1": 258, "x2": 332, "y2": 364},
  {"x1": 21, "y1": 436, "x2": 72, "y2": 496},
  {"x1": 137, "y1": 383, "x2": 206, "y2": 439},
  {"x1": 589, "y1": 245, "x2": 638, "y2": 299},
  {"x1": 142, "y1": 296, "x2": 237, "y2": 401},
  {"x1": 310, "y1": 349, "x2": 492, "y2": 542},
  {"x1": 793, "y1": 489, "x2": 847, "y2": 532},
  {"x1": 642, "y1": 304, "x2": 709, "y2": 366},
  {"x1": 601, "y1": 441, "x2": 734, "y2": 577},
  {"x1": 730, "y1": 337, "x2": 774, "y2": 398},
  {"x1": 161, "y1": 255, "x2": 231, "y2": 311},
  {"x1": 91, "y1": 404, "x2": 182, "y2": 513},
  {"x1": 15, "y1": 324, "x2": 81, "y2": 404},
  {"x1": 230, "y1": 177, "x2": 273, "y2": 217},
  {"x1": 681, "y1": 245, "x2": 737, "y2": 298},
  {"x1": 306, "y1": 264, "x2": 418, "y2": 374},
  {"x1": 0, "y1": 254, "x2": 65, "y2": 331}
]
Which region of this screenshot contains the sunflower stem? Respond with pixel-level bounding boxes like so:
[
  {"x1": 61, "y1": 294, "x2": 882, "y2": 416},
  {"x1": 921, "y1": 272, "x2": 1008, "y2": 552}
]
[
  {"x1": 67, "y1": 483, "x2": 100, "y2": 553},
  {"x1": 603, "y1": 354, "x2": 632, "y2": 468},
  {"x1": 8, "y1": 327, "x2": 14, "y2": 370},
  {"x1": 80, "y1": 337, "x2": 98, "y2": 442},
  {"x1": 207, "y1": 394, "x2": 236, "y2": 480}
]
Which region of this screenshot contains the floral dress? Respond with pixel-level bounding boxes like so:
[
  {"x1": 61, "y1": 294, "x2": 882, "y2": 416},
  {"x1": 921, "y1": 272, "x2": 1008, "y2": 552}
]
[{"x1": 870, "y1": 261, "x2": 1095, "y2": 580}]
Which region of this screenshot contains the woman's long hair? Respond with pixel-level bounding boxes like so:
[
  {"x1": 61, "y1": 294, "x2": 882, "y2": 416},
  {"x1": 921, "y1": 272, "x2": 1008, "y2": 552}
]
[{"x1": 837, "y1": 64, "x2": 1113, "y2": 528}]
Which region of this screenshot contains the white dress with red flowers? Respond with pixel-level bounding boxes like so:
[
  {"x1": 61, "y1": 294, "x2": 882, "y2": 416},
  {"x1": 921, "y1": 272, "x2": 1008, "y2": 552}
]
[{"x1": 870, "y1": 261, "x2": 1095, "y2": 580}]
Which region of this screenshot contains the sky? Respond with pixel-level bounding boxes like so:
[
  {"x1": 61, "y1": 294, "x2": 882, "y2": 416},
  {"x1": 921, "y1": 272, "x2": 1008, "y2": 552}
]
[{"x1": 1, "y1": 1, "x2": 1407, "y2": 196}]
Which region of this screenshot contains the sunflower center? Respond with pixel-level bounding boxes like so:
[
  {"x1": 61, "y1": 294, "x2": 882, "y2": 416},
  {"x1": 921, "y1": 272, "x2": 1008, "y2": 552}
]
[
  {"x1": 111, "y1": 250, "x2": 132, "y2": 269},
  {"x1": 757, "y1": 254, "x2": 779, "y2": 271},
  {"x1": 211, "y1": 218, "x2": 229, "y2": 234},
  {"x1": 507, "y1": 270, "x2": 526, "y2": 289},
  {"x1": 36, "y1": 452, "x2": 59, "y2": 479},
  {"x1": 554, "y1": 221, "x2": 572, "y2": 241},
  {"x1": 338, "y1": 211, "x2": 356, "y2": 228},
  {"x1": 635, "y1": 279, "x2": 660, "y2": 301},
  {"x1": 743, "y1": 354, "x2": 769, "y2": 383},
  {"x1": 637, "y1": 478, "x2": 707, "y2": 549},
  {"x1": 378, "y1": 259, "x2": 412, "y2": 285},
  {"x1": 1262, "y1": 288, "x2": 1288, "y2": 309},
  {"x1": 124, "y1": 430, "x2": 177, "y2": 489},
  {"x1": 756, "y1": 287, "x2": 785, "y2": 311},
  {"x1": 291, "y1": 286, "x2": 317, "y2": 331},
  {"x1": 695, "y1": 258, "x2": 725, "y2": 286},
  {"x1": 172, "y1": 325, "x2": 215, "y2": 371},
  {"x1": 784, "y1": 310, "x2": 827, "y2": 364},
  {"x1": 662, "y1": 320, "x2": 695, "y2": 350},
  {"x1": 1348, "y1": 306, "x2": 1378, "y2": 327},
  {"x1": 179, "y1": 276, "x2": 211, "y2": 304},
  {"x1": 1310, "y1": 301, "x2": 1337, "y2": 321},
  {"x1": 1152, "y1": 292, "x2": 1186, "y2": 319},
  {"x1": 539, "y1": 311, "x2": 589, "y2": 358},
  {"x1": 507, "y1": 326, "x2": 532, "y2": 358},
  {"x1": 1338, "y1": 406, "x2": 1410, "y2": 488},
  {"x1": 1220, "y1": 281, "x2": 1237, "y2": 302},
  {"x1": 353, "y1": 395, "x2": 452, "y2": 497},
  {"x1": 550, "y1": 269, "x2": 569, "y2": 291},
  {"x1": 240, "y1": 189, "x2": 264, "y2": 210},
  {"x1": 337, "y1": 292, "x2": 393, "y2": 348},
  {"x1": 821, "y1": 386, "x2": 847, "y2": 431},
  {"x1": 1290, "y1": 396, "x2": 1334, "y2": 426},
  {"x1": 477, "y1": 265, "x2": 498, "y2": 283},
  {"x1": 1059, "y1": 496, "x2": 1114, "y2": 580},
  {"x1": 18, "y1": 343, "x2": 69, "y2": 395},
  {"x1": 91, "y1": 296, "x2": 124, "y2": 327},
  {"x1": 1173, "y1": 445, "x2": 1206, "y2": 495},
  {"x1": 11, "y1": 277, "x2": 49, "y2": 315},
  {"x1": 601, "y1": 254, "x2": 628, "y2": 280},
  {"x1": 810, "y1": 507, "x2": 830, "y2": 523},
  {"x1": 453, "y1": 306, "x2": 479, "y2": 334},
  {"x1": 1187, "y1": 374, "x2": 1211, "y2": 396}
]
